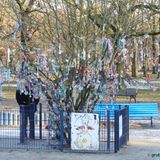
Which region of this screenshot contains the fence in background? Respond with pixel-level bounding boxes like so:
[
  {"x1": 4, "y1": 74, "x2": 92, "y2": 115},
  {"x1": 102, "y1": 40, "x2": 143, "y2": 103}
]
[{"x1": 0, "y1": 110, "x2": 48, "y2": 127}]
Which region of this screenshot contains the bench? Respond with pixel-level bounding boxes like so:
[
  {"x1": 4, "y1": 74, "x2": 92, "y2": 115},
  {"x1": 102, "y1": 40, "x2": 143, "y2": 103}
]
[
  {"x1": 94, "y1": 103, "x2": 159, "y2": 127},
  {"x1": 115, "y1": 88, "x2": 138, "y2": 102}
]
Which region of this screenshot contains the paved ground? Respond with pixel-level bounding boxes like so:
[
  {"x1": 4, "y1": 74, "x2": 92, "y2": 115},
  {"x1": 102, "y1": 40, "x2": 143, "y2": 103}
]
[
  {"x1": 0, "y1": 142, "x2": 159, "y2": 160},
  {"x1": 0, "y1": 128, "x2": 159, "y2": 160}
]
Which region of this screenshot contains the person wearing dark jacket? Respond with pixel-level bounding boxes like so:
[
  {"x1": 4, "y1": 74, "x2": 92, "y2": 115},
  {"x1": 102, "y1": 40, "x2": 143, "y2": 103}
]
[{"x1": 16, "y1": 85, "x2": 40, "y2": 142}]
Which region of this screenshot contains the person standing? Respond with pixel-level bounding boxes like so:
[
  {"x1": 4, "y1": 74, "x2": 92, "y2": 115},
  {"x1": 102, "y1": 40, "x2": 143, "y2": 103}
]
[{"x1": 16, "y1": 79, "x2": 40, "y2": 143}]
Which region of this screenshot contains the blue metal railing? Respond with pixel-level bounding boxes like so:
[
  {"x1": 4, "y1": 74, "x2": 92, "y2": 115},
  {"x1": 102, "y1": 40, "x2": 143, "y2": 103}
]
[
  {"x1": 0, "y1": 103, "x2": 52, "y2": 151},
  {"x1": 0, "y1": 104, "x2": 129, "y2": 153},
  {"x1": 114, "y1": 106, "x2": 129, "y2": 152},
  {"x1": 60, "y1": 110, "x2": 64, "y2": 152}
]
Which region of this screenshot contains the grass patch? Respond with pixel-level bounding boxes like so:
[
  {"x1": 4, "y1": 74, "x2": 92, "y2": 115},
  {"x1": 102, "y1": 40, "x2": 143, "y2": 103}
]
[
  {"x1": 1, "y1": 86, "x2": 16, "y2": 99},
  {"x1": 2, "y1": 86, "x2": 16, "y2": 91},
  {"x1": 1, "y1": 86, "x2": 160, "y2": 103},
  {"x1": 116, "y1": 90, "x2": 160, "y2": 103}
]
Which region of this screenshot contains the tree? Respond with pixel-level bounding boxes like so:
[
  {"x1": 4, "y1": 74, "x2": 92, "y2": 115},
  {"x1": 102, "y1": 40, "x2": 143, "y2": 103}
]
[
  {"x1": 0, "y1": 0, "x2": 160, "y2": 110},
  {"x1": 0, "y1": 0, "x2": 159, "y2": 145}
]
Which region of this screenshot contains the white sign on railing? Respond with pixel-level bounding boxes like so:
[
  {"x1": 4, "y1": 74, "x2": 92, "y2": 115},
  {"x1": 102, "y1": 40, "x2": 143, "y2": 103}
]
[{"x1": 71, "y1": 113, "x2": 99, "y2": 151}]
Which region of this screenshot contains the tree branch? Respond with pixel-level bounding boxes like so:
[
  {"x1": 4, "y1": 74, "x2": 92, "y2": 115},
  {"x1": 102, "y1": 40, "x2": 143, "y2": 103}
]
[
  {"x1": 15, "y1": 0, "x2": 23, "y2": 11},
  {"x1": 130, "y1": 31, "x2": 160, "y2": 37},
  {"x1": 130, "y1": 4, "x2": 160, "y2": 14}
]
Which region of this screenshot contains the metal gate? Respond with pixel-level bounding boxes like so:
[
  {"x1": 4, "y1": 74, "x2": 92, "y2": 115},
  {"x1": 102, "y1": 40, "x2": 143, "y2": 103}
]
[{"x1": 114, "y1": 106, "x2": 129, "y2": 152}]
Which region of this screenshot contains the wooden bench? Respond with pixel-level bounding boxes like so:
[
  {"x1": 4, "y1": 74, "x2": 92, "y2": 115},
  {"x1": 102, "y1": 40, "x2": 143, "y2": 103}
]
[
  {"x1": 94, "y1": 103, "x2": 159, "y2": 127},
  {"x1": 115, "y1": 88, "x2": 138, "y2": 102}
]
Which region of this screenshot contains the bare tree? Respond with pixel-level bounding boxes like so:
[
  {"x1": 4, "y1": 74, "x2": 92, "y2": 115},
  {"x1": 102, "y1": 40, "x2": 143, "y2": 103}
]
[{"x1": 0, "y1": 0, "x2": 160, "y2": 111}]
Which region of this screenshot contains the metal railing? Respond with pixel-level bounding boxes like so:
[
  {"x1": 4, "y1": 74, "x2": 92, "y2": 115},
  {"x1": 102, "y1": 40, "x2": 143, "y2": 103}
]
[
  {"x1": 114, "y1": 106, "x2": 129, "y2": 152},
  {"x1": 0, "y1": 104, "x2": 129, "y2": 153},
  {"x1": 0, "y1": 104, "x2": 55, "y2": 151}
]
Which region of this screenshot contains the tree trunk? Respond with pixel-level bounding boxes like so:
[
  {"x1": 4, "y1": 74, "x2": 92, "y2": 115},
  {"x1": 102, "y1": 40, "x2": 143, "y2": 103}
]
[
  {"x1": 152, "y1": 36, "x2": 156, "y2": 74},
  {"x1": 132, "y1": 53, "x2": 136, "y2": 77},
  {"x1": 152, "y1": 17, "x2": 156, "y2": 74},
  {"x1": 132, "y1": 38, "x2": 137, "y2": 77}
]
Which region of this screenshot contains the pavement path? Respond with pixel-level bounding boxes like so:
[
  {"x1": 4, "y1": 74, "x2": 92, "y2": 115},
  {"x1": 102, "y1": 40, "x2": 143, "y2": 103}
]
[
  {"x1": 0, "y1": 128, "x2": 160, "y2": 160},
  {"x1": 0, "y1": 140, "x2": 159, "y2": 160}
]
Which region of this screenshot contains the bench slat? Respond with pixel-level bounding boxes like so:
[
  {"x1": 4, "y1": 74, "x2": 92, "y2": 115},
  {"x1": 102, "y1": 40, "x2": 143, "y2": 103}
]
[{"x1": 94, "y1": 103, "x2": 159, "y2": 118}]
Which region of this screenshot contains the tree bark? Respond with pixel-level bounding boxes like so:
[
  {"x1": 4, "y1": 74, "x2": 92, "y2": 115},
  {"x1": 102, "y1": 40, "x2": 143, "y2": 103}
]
[{"x1": 152, "y1": 17, "x2": 156, "y2": 74}]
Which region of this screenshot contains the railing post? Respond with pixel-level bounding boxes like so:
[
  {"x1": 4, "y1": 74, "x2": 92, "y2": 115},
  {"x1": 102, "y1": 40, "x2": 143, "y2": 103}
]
[
  {"x1": 60, "y1": 110, "x2": 64, "y2": 152},
  {"x1": 126, "y1": 106, "x2": 129, "y2": 141},
  {"x1": 39, "y1": 103, "x2": 42, "y2": 139},
  {"x1": 107, "y1": 110, "x2": 110, "y2": 150},
  {"x1": 30, "y1": 103, "x2": 35, "y2": 139},
  {"x1": 114, "y1": 110, "x2": 119, "y2": 153},
  {"x1": 20, "y1": 105, "x2": 26, "y2": 144}
]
